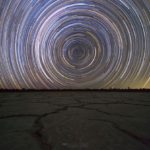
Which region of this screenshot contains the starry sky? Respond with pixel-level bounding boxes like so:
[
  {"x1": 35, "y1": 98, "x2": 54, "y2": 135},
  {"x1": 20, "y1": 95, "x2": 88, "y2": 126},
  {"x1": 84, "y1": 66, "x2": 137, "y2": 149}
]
[{"x1": 0, "y1": 0, "x2": 150, "y2": 89}]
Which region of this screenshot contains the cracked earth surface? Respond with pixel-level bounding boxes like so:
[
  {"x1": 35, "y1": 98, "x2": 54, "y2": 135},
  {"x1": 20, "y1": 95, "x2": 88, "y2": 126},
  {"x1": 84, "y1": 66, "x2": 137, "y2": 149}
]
[{"x1": 0, "y1": 91, "x2": 150, "y2": 150}]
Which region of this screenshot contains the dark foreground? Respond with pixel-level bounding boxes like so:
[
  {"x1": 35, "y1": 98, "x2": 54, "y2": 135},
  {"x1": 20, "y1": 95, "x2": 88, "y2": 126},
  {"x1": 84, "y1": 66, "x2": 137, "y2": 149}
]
[{"x1": 0, "y1": 91, "x2": 150, "y2": 150}]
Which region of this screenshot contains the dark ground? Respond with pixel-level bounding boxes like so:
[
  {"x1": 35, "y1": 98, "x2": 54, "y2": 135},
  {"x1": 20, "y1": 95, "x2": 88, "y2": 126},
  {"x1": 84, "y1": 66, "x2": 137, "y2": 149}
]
[{"x1": 0, "y1": 91, "x2": 150, "y2": 150}]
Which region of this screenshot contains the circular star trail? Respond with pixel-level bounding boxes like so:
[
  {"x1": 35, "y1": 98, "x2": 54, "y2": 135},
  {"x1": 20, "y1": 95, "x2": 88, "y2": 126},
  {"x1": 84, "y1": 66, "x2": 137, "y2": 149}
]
[{"x1": 0, "y1": 0, "x2": 150, "y2": 89}]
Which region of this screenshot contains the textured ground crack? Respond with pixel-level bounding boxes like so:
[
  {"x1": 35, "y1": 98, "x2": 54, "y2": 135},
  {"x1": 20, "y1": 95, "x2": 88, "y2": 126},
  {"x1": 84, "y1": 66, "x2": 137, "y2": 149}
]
[
  {"x1": 32, "y1": 106, "x2": 69, "y2": 150},
  {"x1": 89, "y1": 119, "x2": 150, "y2": 148}
]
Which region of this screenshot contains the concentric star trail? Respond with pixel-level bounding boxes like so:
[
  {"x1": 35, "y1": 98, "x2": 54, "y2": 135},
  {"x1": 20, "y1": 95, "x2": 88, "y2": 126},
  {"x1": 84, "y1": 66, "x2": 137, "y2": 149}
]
[{"x1": 0, "y1": 0, "x2": 150, "y2": 89}]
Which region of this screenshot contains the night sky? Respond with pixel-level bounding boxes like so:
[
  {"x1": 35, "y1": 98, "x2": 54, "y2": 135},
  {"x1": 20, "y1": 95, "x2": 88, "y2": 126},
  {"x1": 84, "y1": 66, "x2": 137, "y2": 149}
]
[{"x1": 0, "y1": 0, "x2": 150, "y2": 89}]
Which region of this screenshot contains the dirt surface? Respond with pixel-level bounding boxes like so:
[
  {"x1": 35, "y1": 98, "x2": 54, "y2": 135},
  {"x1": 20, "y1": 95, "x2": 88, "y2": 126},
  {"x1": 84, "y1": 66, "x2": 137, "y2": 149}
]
[{"x1": 0, "y1": 91, "x2": 150, "y2": 150}]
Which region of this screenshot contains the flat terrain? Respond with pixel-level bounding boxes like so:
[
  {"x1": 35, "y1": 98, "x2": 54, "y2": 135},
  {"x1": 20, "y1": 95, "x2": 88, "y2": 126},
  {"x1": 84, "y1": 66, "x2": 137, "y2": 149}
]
[{"x1": 0, "y1": 91, "x2": 150, "y2": 150}]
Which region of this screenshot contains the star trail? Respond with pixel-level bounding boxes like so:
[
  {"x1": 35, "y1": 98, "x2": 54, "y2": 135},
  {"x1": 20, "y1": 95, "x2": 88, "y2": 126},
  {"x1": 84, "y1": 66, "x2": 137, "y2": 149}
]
[{"x1": 0, "y1": 0, "x2": 150, "y2": 89}]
